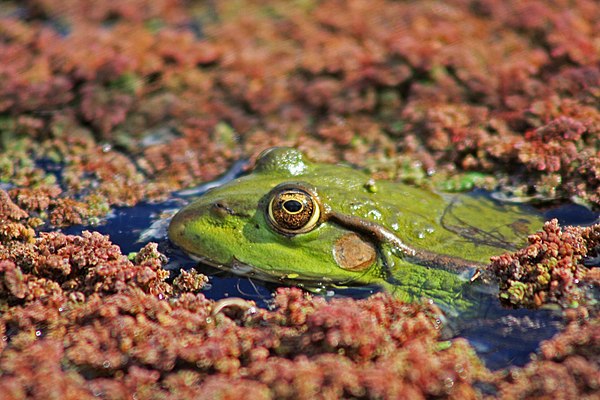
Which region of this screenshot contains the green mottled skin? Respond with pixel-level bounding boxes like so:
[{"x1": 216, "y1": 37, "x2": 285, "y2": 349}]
[{"x1": 169, "y1": 148, "x2": 543, "y2": 311}]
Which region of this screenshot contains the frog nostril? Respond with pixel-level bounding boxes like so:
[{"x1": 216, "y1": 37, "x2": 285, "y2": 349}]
[{"x1": 212, "y1": 201, "x2": 234, "y2": 217}]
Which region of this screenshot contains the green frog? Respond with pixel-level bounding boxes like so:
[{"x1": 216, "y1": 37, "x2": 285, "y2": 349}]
[{"x1": 169, "y1": 148, "x2": 542, "y2": 311}]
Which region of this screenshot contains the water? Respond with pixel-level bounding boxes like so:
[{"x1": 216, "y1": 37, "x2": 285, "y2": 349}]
[{"x1": 56, "y1": 164, "x2": 596, "y2": 371}]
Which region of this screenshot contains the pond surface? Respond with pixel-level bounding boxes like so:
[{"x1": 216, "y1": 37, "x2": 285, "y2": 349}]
[{"x1": 59, "y1": 165, "x2": 598, "y2": 372}]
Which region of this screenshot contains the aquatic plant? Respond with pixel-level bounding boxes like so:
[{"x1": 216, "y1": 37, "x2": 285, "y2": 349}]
[
  {"x1": 491, "y1": 220, "x2": 599, "y2": 308},
  {"x1": 0, "y1": 0, "x2": 599, "y2": 224}
]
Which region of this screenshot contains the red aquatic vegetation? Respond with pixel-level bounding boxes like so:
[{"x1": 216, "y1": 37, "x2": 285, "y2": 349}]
[
  {"x1": 0, "y1": 16, "x2": 232, "y2": 219},
  {"x1": 0, "y1": 228, "x2": 172, "y2": 304},
  {"x1": 0, "y1": 339, "x2": 93, "y2": 399},
  {"x1": 0, "y1": 191, "x2": 29, "y2": 223},
  {"x1": 0, "y1": 223, "x2": 491, "y2": 397},
  {"x1": 22, "y1": 0, "x2": 190, "y2": 25},
  {"x1": 78, "y1": 83, "x2": 135, "y2": 137},
  {"x1": 0, "y1": 223, "x2": 597, "y2": 398},
  {"x1": 1, "y1": 1, "x2": 600, "y2": 396},
  {"x1": 490, "y1": 219, "x2": 599, "y2": 308},
  {"x1": 493, "y1": 311, "x2": 599, "y2": 399},
  {"x1": 517, "y1": 116, "x2": 591, "y2": 179},
  {"x1": 10, "y1": 185, "x2": 62, "y2": 212},
  {"x1": 0, "y1": 281, "x2": 490, "y2": 399},
  {"x1": 1, "y1": 0, "x2": 599, "y2": 220},
  {"x1": 172, "y1": 268, "x2": 208, "y2": 293}
]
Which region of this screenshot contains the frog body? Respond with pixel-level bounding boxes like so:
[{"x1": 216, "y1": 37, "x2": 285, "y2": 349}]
[{"x1": 169, "y1": 148, "x2": 542, "y2": 310}]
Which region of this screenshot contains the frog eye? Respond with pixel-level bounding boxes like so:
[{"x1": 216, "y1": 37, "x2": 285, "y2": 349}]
[{"x1": 266, "y1": 185, "x2": 321, "y2": 235}]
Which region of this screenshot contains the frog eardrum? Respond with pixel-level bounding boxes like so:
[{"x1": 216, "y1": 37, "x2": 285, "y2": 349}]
[{"x1": 266, "y1": 183, "x2": 321, "y2": 235}]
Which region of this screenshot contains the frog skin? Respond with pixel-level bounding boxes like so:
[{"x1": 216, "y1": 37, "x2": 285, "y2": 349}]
[{"x1": 169, "y1": 147, "x2": 543, "y2": 311}]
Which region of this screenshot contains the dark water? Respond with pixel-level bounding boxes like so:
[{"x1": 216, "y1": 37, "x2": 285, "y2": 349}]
[{"x1": 57, "y1": 164, "x2": 597, "y2": 372}]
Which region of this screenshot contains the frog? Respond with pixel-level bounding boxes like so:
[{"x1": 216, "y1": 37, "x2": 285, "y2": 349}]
[{"x1": 169, "y1": 147, "x2": 543, "y2": 311}]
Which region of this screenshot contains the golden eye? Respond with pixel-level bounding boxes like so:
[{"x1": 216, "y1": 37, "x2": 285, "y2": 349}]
[{"x1": 266, "y1": 185, "x2": 321, "y2": 235}]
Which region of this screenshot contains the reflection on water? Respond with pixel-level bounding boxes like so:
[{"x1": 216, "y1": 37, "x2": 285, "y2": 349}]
[
  {"x1": 58, "y1": 172, "x2": 595, "y2": 371},
  {"x1": 452, "y1": 288, "x2": 562, "y2": 370}
]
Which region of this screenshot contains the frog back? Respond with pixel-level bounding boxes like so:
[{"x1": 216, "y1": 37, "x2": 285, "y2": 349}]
[{"x1": 309, "y1": 164, "x2": 541, "y2": 265}]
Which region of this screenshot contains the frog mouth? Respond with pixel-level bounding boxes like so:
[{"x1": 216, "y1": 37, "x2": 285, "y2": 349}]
[{"x1": 186, "y1": 253, "x2": 353, "y2": 287}]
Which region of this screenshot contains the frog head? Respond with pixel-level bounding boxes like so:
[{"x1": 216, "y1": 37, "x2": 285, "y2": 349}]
[{"x1": 168, "y1": 148, "x2": 386, "y2": 287}]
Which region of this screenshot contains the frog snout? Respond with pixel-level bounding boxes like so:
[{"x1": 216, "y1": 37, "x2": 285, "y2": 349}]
[{"x1": 168, "y1": 207, "x2": 190, "y2": 240}]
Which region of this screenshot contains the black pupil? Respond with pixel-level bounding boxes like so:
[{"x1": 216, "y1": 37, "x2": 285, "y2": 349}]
[{"x1": 283, "y1": 199, "x2": 302, "y2": 213}]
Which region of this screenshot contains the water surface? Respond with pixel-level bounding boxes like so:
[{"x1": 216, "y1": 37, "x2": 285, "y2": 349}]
[{"x1": 58, "y1": 165, "x2": 597, "y2": 371}]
